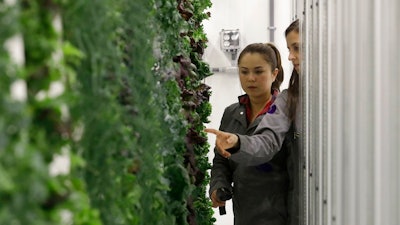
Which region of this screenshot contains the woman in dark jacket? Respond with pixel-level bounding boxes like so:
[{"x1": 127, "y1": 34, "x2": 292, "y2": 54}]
[
  {"x1": 206, "y1": 19, "x2": 301, "y2": 225},
  {"x1": 208, "y1": 42, "x2": 288, "y2": 225}
]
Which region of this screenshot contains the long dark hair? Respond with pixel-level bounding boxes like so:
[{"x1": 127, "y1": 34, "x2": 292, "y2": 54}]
[
  {"x1": 237, "y1": 43, "x2": 284, "y2": 94},
  {"x1": 285, "y1": 19, "x2": 300, "y2": 121}
]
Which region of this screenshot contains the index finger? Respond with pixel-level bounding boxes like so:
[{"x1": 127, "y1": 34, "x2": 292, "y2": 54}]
[{"x1": 204, "y1": 128, "x2": 219, "y2": 135}]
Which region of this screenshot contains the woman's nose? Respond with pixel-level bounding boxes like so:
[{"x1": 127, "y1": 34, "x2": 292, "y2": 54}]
[
  {"x1": 288, "y1": 52, "x2": 293, "y2": 61},
  {"x1": 247, "y1": 73, "x2": 256, "y2": 82},
  {"x1": 288, "y1": 52, "x2": 295, "y2": 61}
]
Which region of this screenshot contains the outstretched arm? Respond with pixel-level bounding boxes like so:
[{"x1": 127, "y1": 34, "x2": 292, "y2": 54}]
[{"x1": 206, "y1": 90, "x2": 291, "y2": 165}]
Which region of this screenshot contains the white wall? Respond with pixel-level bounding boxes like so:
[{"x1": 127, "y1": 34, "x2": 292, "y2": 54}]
[{"x1": 202, "y1": 1, "x2": 292, "y2": 224}]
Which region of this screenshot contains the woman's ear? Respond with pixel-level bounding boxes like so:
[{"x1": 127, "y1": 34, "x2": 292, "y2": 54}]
[{"x1": 272, "y1": 68, "x2": 279, "y2": 81}]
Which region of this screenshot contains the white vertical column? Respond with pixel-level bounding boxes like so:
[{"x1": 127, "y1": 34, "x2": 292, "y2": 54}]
[
  {"x1": 317, "y1": 1, "x2": 329, "y2": 225},
  {"x1": 373, "y1": 0, "x2": 400, "y2": 224},
  {"x1": 330, "y1": 1, "x2": 343, "y2": 223},
  {"x1": 300, "y1": 1, "x2": 311, "y2": 225}
]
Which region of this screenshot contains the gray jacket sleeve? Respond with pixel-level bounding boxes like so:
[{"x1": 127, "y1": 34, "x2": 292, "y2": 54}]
[{"x1": 229, "y1": 90, "x2": 291, "y2": 165}]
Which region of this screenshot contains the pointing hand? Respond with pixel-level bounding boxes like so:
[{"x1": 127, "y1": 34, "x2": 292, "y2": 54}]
[{"x1": 205, "y1": 128, "x2": 239, "y2": 158}]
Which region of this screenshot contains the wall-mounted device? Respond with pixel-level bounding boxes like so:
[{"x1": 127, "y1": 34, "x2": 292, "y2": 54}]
[{"x1": 220, "y1": 29, "x2": 240, "y2": 61}]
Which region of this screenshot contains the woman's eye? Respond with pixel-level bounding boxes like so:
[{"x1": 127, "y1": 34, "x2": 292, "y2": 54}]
[
  {"x1": 293, "y1": 44, "x2": 300, "y2": 52},
  {"x1": 288, "y1": 44, "x2": 300, "y2": 53}
]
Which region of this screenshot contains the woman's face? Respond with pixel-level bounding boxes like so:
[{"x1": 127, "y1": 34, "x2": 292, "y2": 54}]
[
  {"x1": 286, "y1": 30, "x2": 301, "y2": 74},
  {"x1": 238, "y1": 53, "x2": 278, "y2": 99}
]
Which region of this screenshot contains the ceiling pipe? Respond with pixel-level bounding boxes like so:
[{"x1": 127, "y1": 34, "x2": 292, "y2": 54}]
[{"x1": 268, "y1": 0, "x2": 276, "y2": 42}]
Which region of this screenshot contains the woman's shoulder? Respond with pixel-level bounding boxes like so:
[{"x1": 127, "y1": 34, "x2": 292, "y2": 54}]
[
  {"x1": 224, "y1": 102, "x2": 241, "y2": 113},
  {"x1": 278, "y1": 89, "x2": 289, "y2": 98},
  {"x1": 275, "y1": 89, "x2": 289, "y2": 104}
]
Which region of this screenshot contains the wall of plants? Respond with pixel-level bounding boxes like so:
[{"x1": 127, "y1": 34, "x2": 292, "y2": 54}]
[{"x1": 0, "y1": 0, "x2": 214, "y2": 225}]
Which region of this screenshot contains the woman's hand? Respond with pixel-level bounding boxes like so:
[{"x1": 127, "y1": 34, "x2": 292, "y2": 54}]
[
  {"x1": 205, "y1": 128, "x2": 239, "y2": 158},
  {"x1": 210, "y1": 189, "x2": 226, "y2": 208}
]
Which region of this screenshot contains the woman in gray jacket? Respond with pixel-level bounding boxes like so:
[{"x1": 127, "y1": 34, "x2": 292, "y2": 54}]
[
  {"x1": 206, "y1": 19, "x2": 301, "y2": 225},
  {"x1": 207, "y1": 42, "x2": 288, "y2": 225}
]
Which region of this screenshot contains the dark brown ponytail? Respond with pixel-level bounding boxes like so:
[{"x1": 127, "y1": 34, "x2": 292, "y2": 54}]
[
  {"x1": 266, "y1": 43, "x2": 284, "y2": 94},
  {"x1": 288, "y1": 69, "x2": 299, "y2": 121}
]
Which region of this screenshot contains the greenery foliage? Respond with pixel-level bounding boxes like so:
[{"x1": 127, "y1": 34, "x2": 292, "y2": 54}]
[
  {"x1": 1, "y1": 0, "x2": 213, "y2": 224},
  {"x1": 0, "y1": 1, "x2": 101, "y2": 224}
]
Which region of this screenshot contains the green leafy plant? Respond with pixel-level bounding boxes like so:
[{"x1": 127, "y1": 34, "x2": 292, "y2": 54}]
[
  {"x1": 1, "y1": 0, "x2": 214, "y2": 224},
  {"x1": 0, "y1": 1, "x2": 101, "y2": 224}
]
